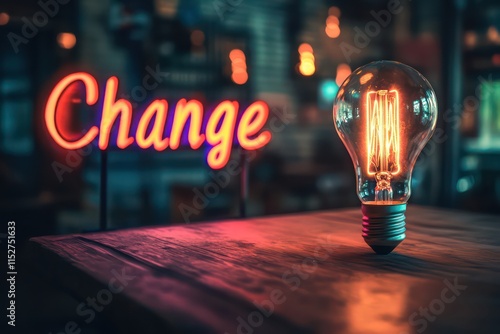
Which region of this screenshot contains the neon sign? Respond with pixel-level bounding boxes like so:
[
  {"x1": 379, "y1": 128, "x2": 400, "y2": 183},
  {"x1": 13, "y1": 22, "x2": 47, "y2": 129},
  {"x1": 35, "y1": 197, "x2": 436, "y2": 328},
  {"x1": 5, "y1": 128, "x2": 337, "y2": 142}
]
[{"x1": 44, "y1": 72, "x2": 272, "y2": 169}]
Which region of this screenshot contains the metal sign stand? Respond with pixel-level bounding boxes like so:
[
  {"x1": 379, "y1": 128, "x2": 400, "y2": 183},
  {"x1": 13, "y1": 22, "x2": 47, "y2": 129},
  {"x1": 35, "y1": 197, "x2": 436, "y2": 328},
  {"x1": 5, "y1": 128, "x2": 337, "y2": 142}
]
[
  {"x1": 99, "y1": 149, "x2": 108, "y2": 230},
  {"x1": 239, "y1": 148, "x2": 249, "y2": 218}
]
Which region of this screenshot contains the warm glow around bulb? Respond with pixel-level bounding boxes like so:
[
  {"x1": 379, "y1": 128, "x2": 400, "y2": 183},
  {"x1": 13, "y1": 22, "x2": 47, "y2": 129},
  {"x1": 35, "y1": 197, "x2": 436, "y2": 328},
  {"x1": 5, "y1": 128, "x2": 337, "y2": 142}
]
[{"x1": 366, "y1": 90, "x2": 401, "y2": 176}]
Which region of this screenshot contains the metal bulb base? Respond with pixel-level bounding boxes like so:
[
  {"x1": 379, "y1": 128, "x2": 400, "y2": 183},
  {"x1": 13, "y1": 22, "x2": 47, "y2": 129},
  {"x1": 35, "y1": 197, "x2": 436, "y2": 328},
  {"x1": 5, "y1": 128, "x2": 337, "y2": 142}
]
[{"x1": 361, "y1": 203, "x2": 406, "y2": 255}]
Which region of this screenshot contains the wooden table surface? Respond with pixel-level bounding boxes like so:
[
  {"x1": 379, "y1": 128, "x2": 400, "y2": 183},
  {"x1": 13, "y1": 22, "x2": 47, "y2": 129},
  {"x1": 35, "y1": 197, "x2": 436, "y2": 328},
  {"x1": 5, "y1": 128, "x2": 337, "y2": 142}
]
[{"x1": 30, "y1": 206, "x2": 500, "y2": 334}]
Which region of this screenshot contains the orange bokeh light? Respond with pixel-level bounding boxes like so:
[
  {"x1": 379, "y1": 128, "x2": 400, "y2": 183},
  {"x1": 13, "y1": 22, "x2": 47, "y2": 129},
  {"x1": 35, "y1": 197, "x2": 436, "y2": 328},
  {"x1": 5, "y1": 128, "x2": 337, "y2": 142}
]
[
  {"x1": 298, "y1": 43, "x2": 315, "y2": 76},
  {"x1": 229, "y1": 49, "x2": 245, "y2": 61},
  {"x1": 190, "y1": 30, "x2": 205, "y2": 46},
  {"x1": 325, "y1": 14, "x2": 340, "y2": 38},
  {"x1": 492, "y1": 54, "x2": 500, "y2": 66},
  {"x1": 336, "y1": 63, "x2": 352, "y2": 86},
  {"x1": 229, "y1": 49, "x2": 248, "y2": 85},
  {"x1": 57, "y1": 32, "x2": 77, "y2": 49},
  {"x1": 298, "y1": 43, "x2": 313, "y2": 53},
  {"x1": 328, "y1": 6, "x2": 341, "y2": 17},
  {"x1": 326, "y1": 15, "x2": 340, "y2": 26},
  {"x1": 299, "y1": 62, "x2": 315, "y2": 76},
  {"x1": 232, "y1": 60, "x2": 247, "y2": 69},
  {"x1": 326, "y1": 25, "x2": 341, "y2": 38},
  {"x1": 0, "y1": 12, "x2": 9, "y2": 25},
  {"x1": 487, "y1": 26, "x2": 500, "y2": 44},
  {"x1": 464, "y1": 31, "x2": 477, "y2": 48},
  {"x1": 231, "y1": 72, "x2": 249, "y2": 85},
  {"x1": 300, "y1": 51, "x2": 315, "y2": 62}
]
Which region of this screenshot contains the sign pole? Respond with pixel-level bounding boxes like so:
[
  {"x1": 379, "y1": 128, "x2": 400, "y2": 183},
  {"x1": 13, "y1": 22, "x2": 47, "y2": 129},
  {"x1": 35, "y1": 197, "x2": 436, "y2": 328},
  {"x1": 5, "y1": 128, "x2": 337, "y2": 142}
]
[
  {"x1": 99, "y1": 149, "x2": 108, "y2": 230},
  {"x1": 239, "y1": 148, "x2": 249, "y2": 218}
]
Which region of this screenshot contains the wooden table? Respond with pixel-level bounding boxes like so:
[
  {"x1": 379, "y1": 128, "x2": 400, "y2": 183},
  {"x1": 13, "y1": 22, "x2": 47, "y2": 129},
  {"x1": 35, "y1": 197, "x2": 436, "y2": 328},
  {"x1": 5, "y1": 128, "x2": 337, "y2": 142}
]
[{"x1": 30, "y1": 206, "x2": 500, "y2": 334}]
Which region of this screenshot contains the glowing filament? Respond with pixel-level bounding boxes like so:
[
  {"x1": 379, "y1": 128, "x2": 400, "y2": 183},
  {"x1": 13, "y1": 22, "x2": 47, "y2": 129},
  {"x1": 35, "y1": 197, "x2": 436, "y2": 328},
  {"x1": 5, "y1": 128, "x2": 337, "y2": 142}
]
[{"x1": 366, "y1": 90, "x2": 400, "y2": 176}]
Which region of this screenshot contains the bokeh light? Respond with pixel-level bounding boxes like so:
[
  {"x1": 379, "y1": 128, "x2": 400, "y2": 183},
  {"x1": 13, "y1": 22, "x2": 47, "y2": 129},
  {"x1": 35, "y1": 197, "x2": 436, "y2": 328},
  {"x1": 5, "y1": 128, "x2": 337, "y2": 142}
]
[
  {"x1": 57, "y1": 32, "x2": 77, "y2": 49},
  {"x1": 328, "y1": 6, "x2": 341, "y2": 17},
  {"x1": 492, "y1": 54, "x2": 500, "y2": 66},
  {"x1": 191, "y1": 30, "x2": 205, "y2": 46},
  {"x1": 298, "y1": 43, "x2": 313, "y2": 53},
  {"x1": 320, "y1": 79, "x2": 339, "y2": 102},
  {"x1": 487, "y1": 26, "x2": 500, "y2": 44},
  {"x1": 326, "y1": 25, "x2": 341, "y2": 38},
  {"x1": 0, "y1": 12, "x2": 9, "y2": 25},
  {"x1": 464, "y1": 31, "x2": 477, "y2": 48},
  {"x1": 298, "y1": 43, "x2": 315, "y2": 76},
  {"x1": 336, "y1": 63, "x2": 351, "y2": 86},
  {"x1": 325, "y1": 13, "x2": 341, "y2": 39},
  {"x1": 229, "y1": 49, "x2": 248, "y2": 84}
]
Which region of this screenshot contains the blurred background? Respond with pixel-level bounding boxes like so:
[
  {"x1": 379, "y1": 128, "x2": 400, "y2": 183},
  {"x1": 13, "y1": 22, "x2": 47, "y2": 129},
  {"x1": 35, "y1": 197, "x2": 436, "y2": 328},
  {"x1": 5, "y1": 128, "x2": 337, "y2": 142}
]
[{"x1": 0, "y1": 0, "x2": 500, "y2": 243}]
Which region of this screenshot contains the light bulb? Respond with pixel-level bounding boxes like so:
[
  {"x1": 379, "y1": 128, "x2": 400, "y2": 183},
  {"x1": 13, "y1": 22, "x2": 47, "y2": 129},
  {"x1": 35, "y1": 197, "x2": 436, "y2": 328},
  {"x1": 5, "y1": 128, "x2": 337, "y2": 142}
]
[{"x1": 333, "y1": 61, "x2": 438, "y2": 254}]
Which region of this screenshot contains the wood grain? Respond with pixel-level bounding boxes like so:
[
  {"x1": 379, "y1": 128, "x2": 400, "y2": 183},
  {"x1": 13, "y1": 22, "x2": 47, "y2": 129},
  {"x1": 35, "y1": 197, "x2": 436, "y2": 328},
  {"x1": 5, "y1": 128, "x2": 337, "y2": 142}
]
[{"x1": 30, "y1": 206, "x2": 500, "y2": 334}]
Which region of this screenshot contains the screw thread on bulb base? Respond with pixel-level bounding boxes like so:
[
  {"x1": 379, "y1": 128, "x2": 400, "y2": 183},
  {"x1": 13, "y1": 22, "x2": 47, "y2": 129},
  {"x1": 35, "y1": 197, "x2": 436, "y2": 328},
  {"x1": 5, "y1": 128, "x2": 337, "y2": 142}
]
[{"x1": 361, "y1": 203, "x2": 406, "y2": 255}]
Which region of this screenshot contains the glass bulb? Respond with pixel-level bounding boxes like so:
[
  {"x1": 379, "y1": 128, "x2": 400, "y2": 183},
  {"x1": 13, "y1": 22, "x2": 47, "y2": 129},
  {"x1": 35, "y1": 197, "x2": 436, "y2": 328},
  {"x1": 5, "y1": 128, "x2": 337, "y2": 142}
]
[{"x1": 333, "y1": 61, "x2": 438, "y2": 254}]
